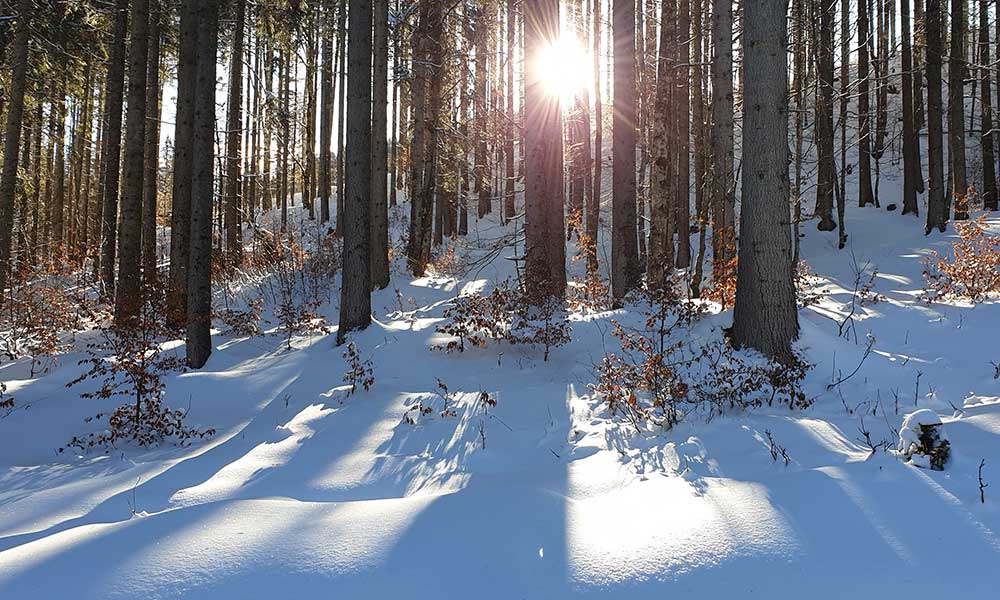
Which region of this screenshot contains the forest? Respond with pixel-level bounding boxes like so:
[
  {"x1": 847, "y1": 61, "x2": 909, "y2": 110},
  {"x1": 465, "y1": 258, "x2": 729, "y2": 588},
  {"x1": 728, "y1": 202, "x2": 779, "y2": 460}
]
[{"x1": 1, "y1": 0, "x2": 999, "y2": 597}]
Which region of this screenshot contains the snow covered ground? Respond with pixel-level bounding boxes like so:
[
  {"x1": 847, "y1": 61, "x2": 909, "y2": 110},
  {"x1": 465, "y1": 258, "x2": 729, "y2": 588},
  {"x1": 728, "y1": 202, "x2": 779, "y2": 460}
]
[{"x1": 2, "y1": 192, "x2": 1000, "y2": 598}]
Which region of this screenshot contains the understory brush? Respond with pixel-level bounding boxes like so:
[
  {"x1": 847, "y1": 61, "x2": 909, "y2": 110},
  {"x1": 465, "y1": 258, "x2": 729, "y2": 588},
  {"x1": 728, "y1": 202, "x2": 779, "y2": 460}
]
[
  {"x1": 434, "y1": 278, "x2": 572, "y2": 360},
  {"x1": 63, "y1": 283, "x2": 213, "y2": 453},
  {"x1": 592, "y1": 280, "x2": 810, "y2": 431},
  {"x1": 923, "y1": 214, "x2": 1000, "y2": 303},
  {"x1": 0, "y1": 260, "x2": 102, "y2": 375},
  {"x1": 217, "y1": 229, "x2": 340, "y2": 345}
]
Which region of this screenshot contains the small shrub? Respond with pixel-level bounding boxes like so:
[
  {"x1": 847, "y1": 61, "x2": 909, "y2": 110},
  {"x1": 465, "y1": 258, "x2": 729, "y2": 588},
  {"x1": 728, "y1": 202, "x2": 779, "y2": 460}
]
[
  {"x1": 591, "y1": 281, "x2": 809, "y2": 431},
  {"x1": 434, "y1": 279, "x2": 572, "y2": 360},
  {"x1": 567, "y1": 217, "x2": 611, "y2": 313},
  {"x1": 342, "y1": 342, "x2": 375, "y2": 395},
  {"x1": 402, "y1": 378, "x2": 459, "y2": 424},
  {"x1": 591, "y1": 281, "x2": 706, "y2": 430},
  {"x1": 794, "y1": 260, "x2": 825, "y2": 308},
  {"x1": 217, "y1": 294, "x2": 264, "y2": 337},
  {"x1": 0, "y1": 262, "x2": 102, "y2": 375},
  {"x1": 704, "y1": 247, "x2": 738, "y2": 309},
  {"x1": 63, "y1": 284, "x2": 213, "y2": 453},
  {"x1": 691, "y1": 341, "x2": 810, "y2": 413},
  {"x1": 923, "y1": 214, "x2": 1000, "y2": 303}
]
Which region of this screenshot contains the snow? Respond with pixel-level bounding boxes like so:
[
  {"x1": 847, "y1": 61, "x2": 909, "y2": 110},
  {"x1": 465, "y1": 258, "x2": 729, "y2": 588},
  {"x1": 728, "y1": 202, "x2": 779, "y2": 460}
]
[{"x1": 5, "y1": 150, "x2": 1000, "y2": 595}]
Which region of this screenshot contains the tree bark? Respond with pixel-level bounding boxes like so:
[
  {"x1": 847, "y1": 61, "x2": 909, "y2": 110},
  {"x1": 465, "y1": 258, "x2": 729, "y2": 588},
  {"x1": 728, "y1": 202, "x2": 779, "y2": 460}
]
[
  {"x1": 224, "y1": 0, "x2": 245, "y2": 262},
  {"x1": 319, "y1": 1, "x2": 334, "y2": 224},
  {"x1": 474, "y1": 2, "x2": 491, "y2": 218},
  {"x1": 857, "y1": 0, "x2": 875, "y2": 209},
  {"x1": 115, "y1": 0, "x2": 150, "y2": 324},
  {"x1": 675, "y1": 0, "x2": 691, "y2": 268},
  {"x1": 981, "y1": 0, "x2": 998, "y2": 210},
  {"x1": 611, "y1": 0, "x2": 640, "y2": 301},
  {"x1": 647, "y1": 0, "x2": 675, "y2": 287},
  {"x1": 948, "y1": 0, "x2": 968, "y2": 219},
  {"x1": 0, "y1": 0, "x2": 33, "y2": 301},
  {"x1": 142, "y1": 1, "x2": 162, "y2": 281},
  {"x1": 371, "y1": 0, "x2": 390, "y2": 290},
  {"x1": 588, "y1": 0, "x2": 602, "y2": 275},
  {"x1": 524, "y1": 0, "x2": 567, "y2": 299},
  {"x1": 814, "y1": 0, "x2": 837, "y2": 228},
  {"x1": 901, "y1": 0, "x2": 920, "y2": 215},
  {"x1": 710, "y1": 0, "x2": 735, "y2": 277},
  {"x1": 925, "y1": 0, "x2": 947, "y2": 233},
  {"x1": 337, "y1": 0, "x2": 374, "y2": 344},
  {"x1": 169, "y1": 0, "x2": 197, "y2": 324},
  {"x1": 732, "y1": 0, "x2": 799, "y2": 364},
  {"x1": 187, "y1": 0, "x2": 219, "y2": 368}
]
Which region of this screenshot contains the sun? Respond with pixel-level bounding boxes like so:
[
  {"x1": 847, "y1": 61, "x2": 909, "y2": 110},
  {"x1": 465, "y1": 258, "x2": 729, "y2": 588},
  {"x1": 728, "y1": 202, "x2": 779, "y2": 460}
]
[{"x1": 536, "y1": 34, "x2": 592, "y2": 103}]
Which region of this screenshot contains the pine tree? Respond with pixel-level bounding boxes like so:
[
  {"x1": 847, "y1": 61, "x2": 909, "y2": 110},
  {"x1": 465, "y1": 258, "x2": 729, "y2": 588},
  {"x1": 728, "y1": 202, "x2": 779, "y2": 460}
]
[
  {"x1": 0, "y1": 0, "x2": 33, "y2": 302},
  {"x1": 611, "y1": 0, "x2": 640, "y2": 301},
  {"x1": 732, "y1": 0, "x2": 799, "y2": 364},
  {"x1": 947, "y1": 0, "x2": 968, "y2": 219},
  {"x1": 979, "y1": 0, "x2": 997, "y2": 210},
  {"x1": 169, "y1": 0, "x2": 198, "y2": 324},
  {"x1": 115, "y1": 0, "x2": 151, "y2": 324},
  {"x1": 710, "y1": 0, "x2": 735, "y2": 279},
  {"x1": 857, "y1": 0, "x2": 875, "y2": 208},
  {"x1": 524, "y1": 0, "x2": 566, "y2": 299},
  {"x1": 187, "y1": 0, "x2": 220, "y2": 368},
  {"x1": 371, "y1": 0, "x2": 390, "y2": 290},
  {"x1": 337, "y1": 0, "x2": 374, "y2": 344},
  {"x1": 141, "y1": 0, "x2": 162, "y2": 280},
  {"x1": 224, "y1": 0, "x2": 246, "y2": 263},
  {"x1": 814, "y1": 0, "x2": 837, "y2": 229},
  {"x1": 901, "y1": 0, "x2": 920, "y2": 216},
  {"x1": 99, "y1": 0, "x2": 129, "y2": 294},
  {"x1": 925, "y1": 0, "x2": 947, "y2": 233}
]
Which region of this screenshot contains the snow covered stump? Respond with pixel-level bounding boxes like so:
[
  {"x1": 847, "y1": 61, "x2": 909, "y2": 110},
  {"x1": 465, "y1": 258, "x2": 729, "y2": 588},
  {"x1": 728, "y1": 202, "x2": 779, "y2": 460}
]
[{"x1": 898, "y1": 409, "x2": 951, "y2": 471}]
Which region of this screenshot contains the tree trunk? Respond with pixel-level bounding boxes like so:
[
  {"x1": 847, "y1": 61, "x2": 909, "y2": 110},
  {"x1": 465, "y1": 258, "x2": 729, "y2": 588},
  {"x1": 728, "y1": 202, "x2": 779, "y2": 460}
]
[
  {"x1": 732, "y1": 0, "x2": 799, "y2": 364},
  {"x1": 504, "y1": 0, "x2": 517, "y2": 223},
  {"x1": 405, "y1": 1, "x2": 444, "y2": 276},
  {"x1": 610, "y1": 0, "x2": 640, "y2": 301},
  {"x1": 711, "y1": 0, "x2": 735, "y2": 277},
  {"x1": 371, "y1": 0, "x2": 390, "y2": 290},
  {"x1": 814, "y1": 0, "x2": 837, "y2": 228},
  {"x1": 115, "y1": 0, "x2": 150, "y2": 324},
  {"x1": 981, "y1": 0, "x2": 998, "y2": 210},
  {"x1": 337, "y1": 0, "x2": 374, "y2": 344},
  {"x1": 588, "y1": 0, "x2": 602, "y2": 275},
  {"x1": 474, "y1": 2, "x2": 491, "y2": 219},
  {"x1": 142, "y1": 3, "x2": 162, "y2": 281},
  {"x1": 169, "y1": 0, "x2": 197, "y2": 324},
  {"x1": 675, "y1": 0, "x2": 691, "y2": 268},
  {"x1": 524, "y1": 0, "x2": 566, "y2": 299},
  {"x1": 948, "y1": 0, "x2": 968, "y2": 219},
  {"x1": 224, "y1": 0, "x2": 245, "y2": 262},
  {"x1": 336, "y1": 0, "x2": 348, "y2": 234},
  {"x1": 319, "y1": 2, "x2": 334, "y2": 224},
  {"x1": 187, "y1": 0, "x2": 219, "y2": 368},
  {"x1": 647, "y1": 0, "x2": 675, "y2": 286},
  {"x1": 98, "y1": 0, "x2": 129, "y2": 293},
  {"x1": 914, "y1": 0, "x2": 926, "y2": 129},
  {"x1": 0, "y1": 0, "x2": 32, "y2": 301},
  {"x1": 690, "y1": 0, "x2": 708, "y2": 295},
  {"x1": 52, "y1": 78, "x2": 67, "y2": 255},
  {"x1": 925, "y1": 0, "x2": 947, "y2": 233},
  {"x1": 857, "y1": 0, "x2": 875, "y2": 209},
  {"x1": 901, "y1": 0, "x2": 920, "y2": 215}
]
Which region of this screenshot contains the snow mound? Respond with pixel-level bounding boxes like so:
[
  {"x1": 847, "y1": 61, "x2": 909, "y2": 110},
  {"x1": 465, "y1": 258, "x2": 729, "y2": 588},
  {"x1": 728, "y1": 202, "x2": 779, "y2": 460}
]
[{"x1": 898, "y1": 409, "x2": 951, "y2": 470}]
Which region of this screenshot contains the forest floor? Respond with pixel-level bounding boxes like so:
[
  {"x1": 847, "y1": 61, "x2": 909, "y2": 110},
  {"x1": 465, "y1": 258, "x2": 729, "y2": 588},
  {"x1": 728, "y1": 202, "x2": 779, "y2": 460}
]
[{"x1": 2, "y1": 193, "x2": 1000, "y2": 598}]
